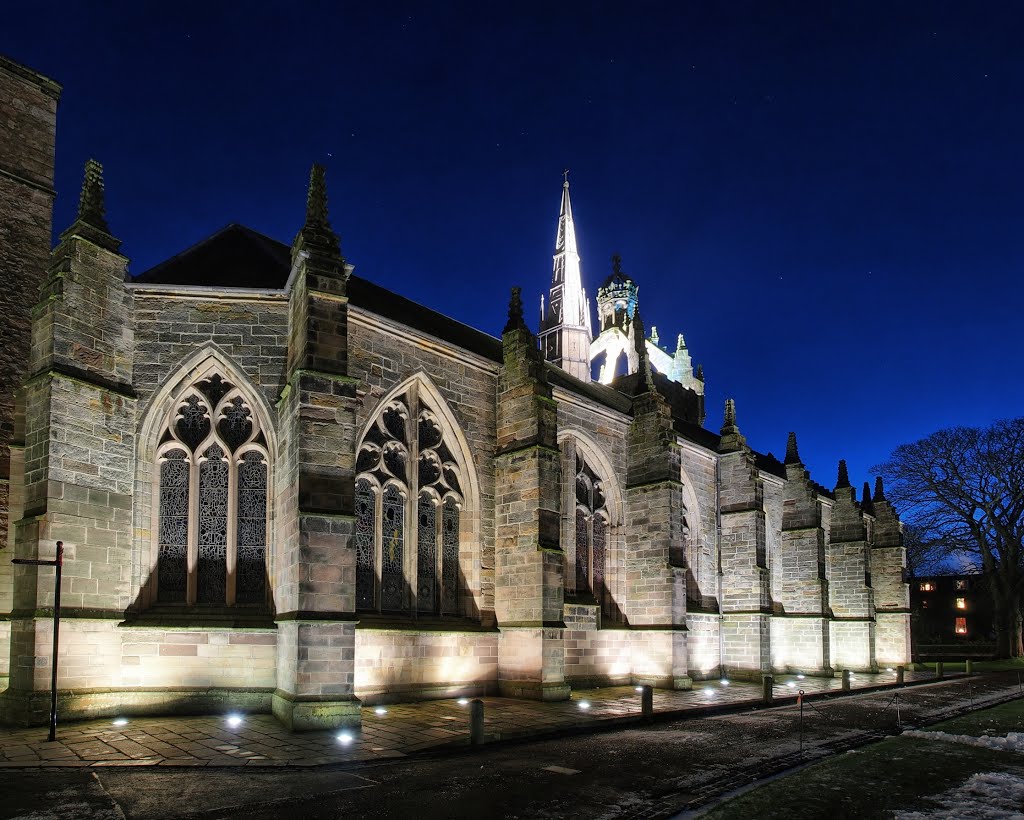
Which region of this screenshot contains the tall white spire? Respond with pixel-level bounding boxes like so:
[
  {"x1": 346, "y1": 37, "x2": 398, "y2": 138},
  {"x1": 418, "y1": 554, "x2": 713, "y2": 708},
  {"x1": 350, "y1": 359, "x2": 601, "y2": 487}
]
[
  {"x1": 551, "y1": 175, "x2": 589, "y2": 332},
  {"x1": 539, "y1": 172, "x2": 593, "y2": 381}
]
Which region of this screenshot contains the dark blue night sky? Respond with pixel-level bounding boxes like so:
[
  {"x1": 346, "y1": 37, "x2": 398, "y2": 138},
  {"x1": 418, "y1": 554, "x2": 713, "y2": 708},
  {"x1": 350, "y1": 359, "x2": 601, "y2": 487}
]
[{"x1": 4, "y1": 1, "x2": 1023, "y2": 491}]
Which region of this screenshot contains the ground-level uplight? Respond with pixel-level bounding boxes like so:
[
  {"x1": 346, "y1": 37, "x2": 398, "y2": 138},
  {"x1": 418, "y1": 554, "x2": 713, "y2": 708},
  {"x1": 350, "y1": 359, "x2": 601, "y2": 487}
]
[
  {"x1": 720, "y1": 679, "x2": 730, "y2": 686},
  {"x1": 112, "y1": 718, "x2": 128, "y2": 727},
  {"x1": 786, "y1": 682, "x2": 796, "y2": 688},
  {"x1": 226, "y1": 713, "x2": 244, "y2": 728},
  {"x1": 336, "y1": 731, "x2": 354, "y2": 745},
  {"x1": 577, "y1": 700, "x2": 591, "y2": 710},
  {"x1": 635, "y1": 686, "x2": 644, "y2": 692},
  {"x1": 457, "y1": 698, "x2": 469, "y2": 706},
  {"x1": 797, "y1": 674, "x2": 805, "y2": 680},
  {"x1": 374, "y1": 707, "x2": 388, "y2": 716},
  {"x1": 703, "y1": 687, "x2": 715, "y2": 695}
]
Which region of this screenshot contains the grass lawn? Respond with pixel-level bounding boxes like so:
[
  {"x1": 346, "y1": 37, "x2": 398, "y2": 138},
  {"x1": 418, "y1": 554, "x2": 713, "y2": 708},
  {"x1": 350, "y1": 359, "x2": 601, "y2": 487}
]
[{"x1": 702, "y1": 698, "x2": 1024, "y2": 819}]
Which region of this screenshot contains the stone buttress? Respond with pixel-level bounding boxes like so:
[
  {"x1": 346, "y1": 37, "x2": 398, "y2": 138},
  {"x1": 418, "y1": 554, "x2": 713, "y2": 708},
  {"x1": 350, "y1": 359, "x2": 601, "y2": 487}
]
[
  {"x1": 773, "y1": 433, "x2": 831, "y2": 674},
  {"x1": 826, "y1": 460, "x2": 877, "y2": 672},
  {"x1": 623, "y1": 311, "x2": 691, "y2": 689},
  {"x1": 716, "y1": 401, "x2": 771, "y2": 677},
  {"x1": 494, "y1": 288, "x2": 569, "y2": 700},
  {"x1": 3, "y1": 161, "x2": 136, "y2": 723},
  {"x1": 870, "y1": 477, "x2": 911, "y2": 666},
  {"x1": 0, "y1": 58, "x2": 61, "y2": 692},
  {"x1": 273, "y1": 166, "x2": 362, "y2": 729}
]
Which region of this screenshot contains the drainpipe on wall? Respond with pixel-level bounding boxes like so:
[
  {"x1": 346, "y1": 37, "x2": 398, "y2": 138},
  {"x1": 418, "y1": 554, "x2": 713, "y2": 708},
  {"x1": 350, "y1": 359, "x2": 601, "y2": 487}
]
[{"x1": 716, "y1": 457, "x2": 725, "y2": 676}]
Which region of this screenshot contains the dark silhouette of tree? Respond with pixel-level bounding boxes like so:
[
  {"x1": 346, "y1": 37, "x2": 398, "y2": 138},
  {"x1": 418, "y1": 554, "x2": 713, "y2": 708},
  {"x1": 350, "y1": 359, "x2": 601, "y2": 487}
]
[{"x1": 876, "y1": 418, "x2": 1024, "y2": 658}]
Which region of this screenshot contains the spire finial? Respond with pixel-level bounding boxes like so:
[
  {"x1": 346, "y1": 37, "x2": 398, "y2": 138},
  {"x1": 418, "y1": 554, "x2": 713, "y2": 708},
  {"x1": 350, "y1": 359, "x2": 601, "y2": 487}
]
[
  {"x1": 295, "y1": 163, "x2": 342, "y2": 260},
  {"x1": 862, "y1": 481, "x2": 874, "y2": 511},
  {"x1": 873, "y1": 476, "x2": 886, "y2": 502},
  {"x1": 723, "y1": 399, "x2": 736, "y2": 430},
  {"x1": 77, "y1": 159, "x2": 110, "y2": 233},
  {"x1": 676, "y1": 333, "x2": 686, "y2": 352},
  {"x1": 611, "y1": 253, "x2": 623, "y2": 278},
  {"x1": 504, "y1": 286, "x2": 527, "y2": 333},
  {"x1": 695, "y1": 363, "x2": 704, "y2": 381},
  {"x1": 562, "y1": 168, "x2": 570, "y2": 186},
  {"x1": 836, "y1": 459, "x2": 851, "y2": 489},
  {"x1": 785, "y1": 432, "x2": 801, "y2": 465}
]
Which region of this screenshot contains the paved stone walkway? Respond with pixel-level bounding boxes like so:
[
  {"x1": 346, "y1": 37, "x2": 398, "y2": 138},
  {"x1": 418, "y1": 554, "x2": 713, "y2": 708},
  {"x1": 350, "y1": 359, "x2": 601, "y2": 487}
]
[{"x1": 0, "y1": 669, "x2": 939, "y2": 768}]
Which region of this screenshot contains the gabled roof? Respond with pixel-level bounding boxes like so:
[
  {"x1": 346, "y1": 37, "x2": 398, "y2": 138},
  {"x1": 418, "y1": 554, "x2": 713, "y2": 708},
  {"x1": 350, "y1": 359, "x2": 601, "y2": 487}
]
[{"x1": 135, "y1": 224, "x2": 292, "y2": 289}]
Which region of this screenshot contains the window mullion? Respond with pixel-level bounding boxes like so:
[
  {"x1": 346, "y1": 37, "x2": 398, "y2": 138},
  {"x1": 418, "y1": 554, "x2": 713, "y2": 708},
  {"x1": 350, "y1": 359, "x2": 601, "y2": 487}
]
[{"x1": 408, "y1": 391, "x2": 419, "y2": 614}]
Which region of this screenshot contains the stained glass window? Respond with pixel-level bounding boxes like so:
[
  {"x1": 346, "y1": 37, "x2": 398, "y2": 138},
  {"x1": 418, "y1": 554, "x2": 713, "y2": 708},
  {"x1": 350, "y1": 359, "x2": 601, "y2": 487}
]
[
  {"x1": 355, "y1": 479, "x2": 376, "y2": 610},
  {"x1": 158, "y1": 449, "x2": 189, "y2": 603},
  {"x1": 592, "y1": 514, "x2": 606, "y2": 604},
  {"x1": 381, "y1": 484, "x2": 405, "y2": 611},
  {"x1": 442, "y1": 497, "x2": 459, "y2": 614},
  {"x1": 156, "y1": 375, "x2": 270, "y2": 609},
  {"x1": 576, "y1": 508, "x2": 590, "y2": 594},
  {"x1": 197, "y1": 444, "x2": 229, "y2": 603},
  {"x1": 355, "y1": 389, "x2": 466, "y2": 617},
  {"x1": 417, "y1": 494, "x2": 436, "y2": 612},
  {"x1": 572, "y1": 447, "x2": 610, "y2": 606},
  {"x1": 236, "y1": 451, "x2": 267, "y2": 604}
]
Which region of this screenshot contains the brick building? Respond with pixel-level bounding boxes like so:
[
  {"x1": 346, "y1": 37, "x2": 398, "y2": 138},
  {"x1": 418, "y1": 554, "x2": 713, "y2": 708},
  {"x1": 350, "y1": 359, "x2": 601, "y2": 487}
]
[
  {"x1": 0, "y1": 56, "x2": 911, "y2": 729},
  {"x1": 911, "y1": 574, "x2": 995, "y2": 649}
]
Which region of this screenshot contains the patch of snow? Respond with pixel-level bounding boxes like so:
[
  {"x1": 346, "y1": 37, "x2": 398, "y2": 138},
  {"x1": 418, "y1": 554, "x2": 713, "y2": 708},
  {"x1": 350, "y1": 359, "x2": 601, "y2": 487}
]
[
  {"x1": 895, "y1": 771, "x2": 1024, "y2": 819},
  {"x1": 902, "y1": 729, "x2": 1024, "y2": 754}
]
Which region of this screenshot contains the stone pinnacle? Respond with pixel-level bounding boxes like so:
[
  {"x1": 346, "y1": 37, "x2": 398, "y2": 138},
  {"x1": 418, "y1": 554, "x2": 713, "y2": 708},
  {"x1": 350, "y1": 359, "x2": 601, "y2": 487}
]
[
  {"x1": 836, "y1": 459, "x2": 851, "y2": 489},
  {"x1": 77, "y1": 159, "x2": 110, "y2": 233}
]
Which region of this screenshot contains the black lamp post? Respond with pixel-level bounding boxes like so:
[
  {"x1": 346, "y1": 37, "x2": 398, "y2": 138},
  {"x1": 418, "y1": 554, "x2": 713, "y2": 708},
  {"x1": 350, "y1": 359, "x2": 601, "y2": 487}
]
[{"x1": 12, "y1": 540, "x2": 64, "y2": 742}]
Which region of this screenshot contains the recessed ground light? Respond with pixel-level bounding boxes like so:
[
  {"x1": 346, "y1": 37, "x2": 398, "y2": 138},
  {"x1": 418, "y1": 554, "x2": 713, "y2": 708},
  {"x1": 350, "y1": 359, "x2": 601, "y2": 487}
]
[
  {"x1": 457, "y1": 698, "x2": 469, "y2": 706},
  {"x1": 336, "y1": 732, "x2": 354, "y2": 744},
  {"x1": 886, "y1": 667, "x2": 894, "y2": 672},
  {"x1": 703, "y1": 688, "x2": 715, "y2": 695},
  {"x1": 786, "y1": 682, "x2": 796, "y2": 688},
  {"x1": 720, "y1": 679, "x2": 730, "y2": 686},
  {"x1": 635, "y1": 686, "x2": 644, "y2": 692},
  {"x1": 112, "y1": 718, "x2": 128, "y2": 727},
  {"x1": 374, "y1": 707, "x2": 388, "y2": 716},
  {"x1": 797, "y1": 674, "x2": 805, "y2": 679},
  {"x1": 226, "y1": 714, "x2": 244, "y2": 728},
  {"x1": 577, "y1": 700, "x2": 590, "y2": 710}
]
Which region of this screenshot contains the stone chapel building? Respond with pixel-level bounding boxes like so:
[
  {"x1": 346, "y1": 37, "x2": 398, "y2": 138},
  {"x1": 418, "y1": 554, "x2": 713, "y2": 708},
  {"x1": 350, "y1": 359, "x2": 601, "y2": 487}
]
[{"x1": 0, "y1": 56, "x2": 911, "y2": 729}]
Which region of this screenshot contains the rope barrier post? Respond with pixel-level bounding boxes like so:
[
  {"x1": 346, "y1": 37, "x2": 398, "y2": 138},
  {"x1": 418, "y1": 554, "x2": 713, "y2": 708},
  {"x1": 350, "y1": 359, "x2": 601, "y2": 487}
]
[
  {"x1": 935, "y1": 661, "x2": 944, "y2": 680},
  {"x1": 841, "y1": 670, "x2": 851, "y2": 691},
  {"x1": 11, "y1": 540, "x2": 63, "y2": 742},
  {"x1": 470, "y1": 698, "x2": 485, "y2": 746},
  {"x1": 762, "y1": 674, "x2": 774, "y2": 705},
  {"x1": 641, "y1": 685, "x2": 653, "y2": 720},
  {"x1": 965, "y1": 659, "x2": 973, "y2": 676},
  {"x1": 896, "y1": 665, "x2": 904, "y2": 686}
]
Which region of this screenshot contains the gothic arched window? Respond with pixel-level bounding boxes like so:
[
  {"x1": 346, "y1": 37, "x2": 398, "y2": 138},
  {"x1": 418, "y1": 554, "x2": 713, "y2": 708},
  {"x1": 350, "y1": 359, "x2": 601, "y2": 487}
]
[
  {"x1": 355, "y1": 388, "x2": 465, "y2": 615},
  {"x1": 155, "y1": 374, "x2": 269, "y2": 606},
  {"x1": 574, "y1": 450, "x2": 608, "y2": 604}
]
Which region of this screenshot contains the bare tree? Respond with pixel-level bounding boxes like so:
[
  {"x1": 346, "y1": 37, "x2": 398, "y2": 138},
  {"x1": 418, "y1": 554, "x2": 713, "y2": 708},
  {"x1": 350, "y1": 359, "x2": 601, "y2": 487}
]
[{"x1": 876, "y1": 418, "x2": 1024, "y2": 658}]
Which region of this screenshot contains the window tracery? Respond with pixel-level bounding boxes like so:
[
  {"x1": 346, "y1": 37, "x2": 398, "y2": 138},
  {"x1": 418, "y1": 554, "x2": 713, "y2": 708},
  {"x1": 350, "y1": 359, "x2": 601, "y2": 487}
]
[
  {"x1": 355, "y1": 387, "x2": 464, "y2": 615},
  {"x1": 155, "y1": 373, "x2": 269, "y2": 606},
  {"x1": 573, "y1": 449, "x2": 609, "y2": 604}
]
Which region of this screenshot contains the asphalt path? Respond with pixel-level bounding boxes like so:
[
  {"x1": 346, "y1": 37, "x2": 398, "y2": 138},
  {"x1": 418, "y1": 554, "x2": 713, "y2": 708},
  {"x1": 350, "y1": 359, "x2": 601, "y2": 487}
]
[{"x1": 2, "y1": 673, "x2": 1020, "y2": 820}]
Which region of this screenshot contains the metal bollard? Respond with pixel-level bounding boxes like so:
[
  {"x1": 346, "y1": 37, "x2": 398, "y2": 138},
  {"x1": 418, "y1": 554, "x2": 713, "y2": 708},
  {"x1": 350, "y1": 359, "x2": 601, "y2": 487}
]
[
  {"x1": 841, "y1": 670, "x2": 851, "y2": 691},
  {"x1": 641, "y1": 685, "x2": 654, "y2": 719},
  {"x1": 896, "y1": 665, "x2": 905, "y2": 686},
  {"x1": 936, "y1": 662, "x2": 944, "y2": 680},
  {"x1": 470, "y1": 698, "x2": 485, "y2": 746},
  {"x1": 965, "y1": 659, "x2": 974, "y2": 676},
  {"x1": 762, "y1": 674, "x2": 774, "y2": 705}
]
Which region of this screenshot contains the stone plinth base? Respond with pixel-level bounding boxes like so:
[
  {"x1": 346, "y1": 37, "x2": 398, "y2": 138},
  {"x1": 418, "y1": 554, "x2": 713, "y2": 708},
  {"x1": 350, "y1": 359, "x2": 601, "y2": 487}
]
[
  {"x1": 271, "y1": 691, "x2": 362, "y2": 731},
  {"x1": 0, "y1": 687, "x2": 273, "y2": 727},
  {"x1": 497, "y1": 679, "x2": 571, "y2": 701}
]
